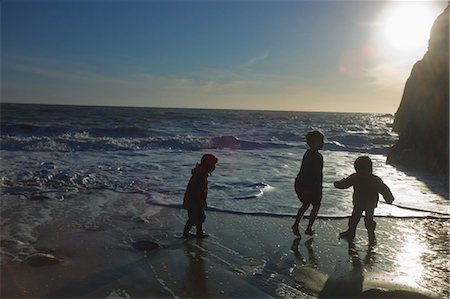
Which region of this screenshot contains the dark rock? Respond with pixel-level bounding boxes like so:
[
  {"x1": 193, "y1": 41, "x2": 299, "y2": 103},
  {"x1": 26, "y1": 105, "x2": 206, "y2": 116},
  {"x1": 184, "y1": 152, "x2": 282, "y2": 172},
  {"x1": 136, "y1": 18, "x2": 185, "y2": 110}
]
[
  {"x1": 131, "y1": 216, "x2": 150, "y2": 223},
  {"x1": 132, "y1": 240, "x2": 160, "y2": 252},
  {"x1": 28, "y1": 194, "x2": 51, "y2": 201},
  {"x1": 387, "y1": 6, "x2": 449, "y2": 174},
  {"x1": 83, "y1": 223, "x2": 101, "y2": 231},
  {"x1": 24, "y1": 253, "x2": 62, "y2": 267},
  {"x1": 211, "y1": 135, "x2": 240, "y2": 149}
]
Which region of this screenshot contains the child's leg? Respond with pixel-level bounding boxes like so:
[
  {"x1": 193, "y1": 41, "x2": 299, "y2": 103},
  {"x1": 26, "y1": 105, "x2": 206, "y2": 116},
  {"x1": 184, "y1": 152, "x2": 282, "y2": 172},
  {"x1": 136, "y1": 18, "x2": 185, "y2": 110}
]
[
  {"x1": 196, "y1": 223, "x2": 204, "y2": 234},
  {"x1": 305, "y1": 203, "x2": 320, "y2": 235},
  {"x1": 294, "y1": 203, "x2": 310, "y2": 225},
  {"x1": 292, "y1": 203, "x2": 310, "y2": 236},
  {"x1": 183, "y1": 209, "x2": 197, "y2": 237},
  {"x1": 183, "y1": 221, "x2": 193, "y2": 237},
  {"x1": 364, "y1": 209, "x2": 376, "y2": 244},
  {"x1": 340, "y1": 206, "x2": 363, "y2": 239},
  {"x1": 349, "y1": 206, "x2": 363, "y2": 233},
  {"x1": 196, "y1": 209, "x2": 209, "y2": 237}
]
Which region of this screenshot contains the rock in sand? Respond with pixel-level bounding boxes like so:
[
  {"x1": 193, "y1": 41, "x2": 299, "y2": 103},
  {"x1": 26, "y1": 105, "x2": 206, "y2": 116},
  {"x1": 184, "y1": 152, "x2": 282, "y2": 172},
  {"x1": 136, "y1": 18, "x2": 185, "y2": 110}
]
[
  {"x1": 24, "y1": 253, "x2": 62, "y2": 267},
  {"x1": 132, "y1": 240, "x2": 160, "y2": 252}
]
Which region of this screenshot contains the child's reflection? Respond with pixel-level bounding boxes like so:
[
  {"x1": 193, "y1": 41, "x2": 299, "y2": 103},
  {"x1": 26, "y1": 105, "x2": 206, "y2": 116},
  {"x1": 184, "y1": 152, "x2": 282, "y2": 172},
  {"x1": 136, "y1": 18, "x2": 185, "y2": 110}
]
[
  {"x1": 183, "y1": 238, "x2": 209, "y2": 298},
  {"x1": 291, "y1": 237, "x2": 318, "y2": 269},
  {"x1": 345, "y1": 238, "x2": 376, "y2": 267}
]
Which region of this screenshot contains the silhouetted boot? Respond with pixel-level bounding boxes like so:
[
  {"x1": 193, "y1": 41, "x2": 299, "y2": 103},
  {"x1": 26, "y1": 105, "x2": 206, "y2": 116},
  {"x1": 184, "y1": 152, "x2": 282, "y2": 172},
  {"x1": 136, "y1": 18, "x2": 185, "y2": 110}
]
[
  {"x1": 339, "y1": 230, "x2": 355, "y2": 240},
  {"x1": 183, "y1": 223, "x2": 195, "y2": 238},
  {"x1": 196, "y1": 224, "x2": 209, "y2": 238},
  {"x1": 340, "y1": 217, "x2": 358, "y2": 240},
  {"x1": 305, "y1": 228, "x2": 315, "y2": 236},
  {"x1": 291, "y1": 224, "x2": 301, "y2": 237}
]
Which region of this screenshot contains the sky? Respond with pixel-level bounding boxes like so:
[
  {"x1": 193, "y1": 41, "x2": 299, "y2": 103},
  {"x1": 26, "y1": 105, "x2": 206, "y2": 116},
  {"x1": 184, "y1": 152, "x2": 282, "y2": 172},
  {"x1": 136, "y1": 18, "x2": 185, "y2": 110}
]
[{"x1": 1, "y1": 1, "x2": 448, "y2": 113}]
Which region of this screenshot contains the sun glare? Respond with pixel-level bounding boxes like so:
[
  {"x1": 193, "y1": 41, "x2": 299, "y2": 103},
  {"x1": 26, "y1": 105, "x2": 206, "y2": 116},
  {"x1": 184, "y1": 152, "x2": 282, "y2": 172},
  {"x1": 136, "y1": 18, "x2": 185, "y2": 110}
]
[
  {"x1": 378, "y1": 3, "x2": 436, "y2": 60},
  {"x1": 395, "y1": 233, "x2": 428, "y2": 288}
]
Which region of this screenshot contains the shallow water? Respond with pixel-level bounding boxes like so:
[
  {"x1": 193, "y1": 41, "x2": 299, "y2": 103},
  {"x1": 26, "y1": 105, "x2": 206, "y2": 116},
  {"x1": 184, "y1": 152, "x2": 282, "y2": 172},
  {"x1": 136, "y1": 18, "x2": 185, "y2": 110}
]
[{"x1": 2, "y1": 190, "x2": 448, "y2": 298}]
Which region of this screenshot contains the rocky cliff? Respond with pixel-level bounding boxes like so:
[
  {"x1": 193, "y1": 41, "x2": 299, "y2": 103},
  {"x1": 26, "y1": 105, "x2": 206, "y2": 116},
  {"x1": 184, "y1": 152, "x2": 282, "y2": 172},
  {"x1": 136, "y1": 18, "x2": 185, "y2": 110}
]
[{"x1": 387, "y1": 6, "x2": 449, "y2": 174}]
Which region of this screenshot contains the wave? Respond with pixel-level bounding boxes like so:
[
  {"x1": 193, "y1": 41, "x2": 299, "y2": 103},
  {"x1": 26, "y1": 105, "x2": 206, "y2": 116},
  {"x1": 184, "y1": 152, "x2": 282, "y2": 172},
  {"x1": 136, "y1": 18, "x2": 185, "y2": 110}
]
[
  {"x1": 0, "y1": 134, "x2": 294, "y2": 152},
  {"x1": 1, "y1": 105, "x2": 398, "y2": 149},
  {"x1": 1, "y1": 123, "x2": 76, "y2": 137},
  {"x1": 325, "y1": 142, "x2": 390, "y2": 155},
  {"x1": 0, "y1": 123, "x2": 155, "y2": 138},
  {"x1": 325, "y1": 133, "x2": 396, "y2": 154},
  {"x1": 1, "y1": 132, "x2": 393, "y2": 154}
]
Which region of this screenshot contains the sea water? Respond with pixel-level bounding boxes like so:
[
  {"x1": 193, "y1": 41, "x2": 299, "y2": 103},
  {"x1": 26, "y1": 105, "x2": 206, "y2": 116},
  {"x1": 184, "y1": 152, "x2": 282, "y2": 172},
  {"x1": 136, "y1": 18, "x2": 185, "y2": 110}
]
[{"x1": 1, "y1": 103, "x2": 449, "y2": 220}]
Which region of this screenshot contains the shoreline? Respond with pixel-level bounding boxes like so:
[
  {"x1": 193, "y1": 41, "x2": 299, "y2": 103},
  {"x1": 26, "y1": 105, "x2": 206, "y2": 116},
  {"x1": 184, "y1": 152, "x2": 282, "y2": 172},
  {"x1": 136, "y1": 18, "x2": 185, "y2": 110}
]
[{"x1": 1, "y1": 191, "x2": 449, "y2": 298}]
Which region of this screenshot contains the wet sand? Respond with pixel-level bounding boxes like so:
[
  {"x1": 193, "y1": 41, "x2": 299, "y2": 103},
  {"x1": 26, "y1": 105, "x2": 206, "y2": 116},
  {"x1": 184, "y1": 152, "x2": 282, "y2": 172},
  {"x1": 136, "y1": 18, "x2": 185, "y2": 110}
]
[{"x1": 1, "y1": 191, "x2": 449, "y2": 298}]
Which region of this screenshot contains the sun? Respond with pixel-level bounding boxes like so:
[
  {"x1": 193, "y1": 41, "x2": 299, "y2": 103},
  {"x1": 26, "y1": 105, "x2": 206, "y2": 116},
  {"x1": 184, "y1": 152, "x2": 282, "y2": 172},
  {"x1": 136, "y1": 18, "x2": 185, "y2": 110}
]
[{"x1": 378, "y1": 3, "x2": 436, "y2": 58}]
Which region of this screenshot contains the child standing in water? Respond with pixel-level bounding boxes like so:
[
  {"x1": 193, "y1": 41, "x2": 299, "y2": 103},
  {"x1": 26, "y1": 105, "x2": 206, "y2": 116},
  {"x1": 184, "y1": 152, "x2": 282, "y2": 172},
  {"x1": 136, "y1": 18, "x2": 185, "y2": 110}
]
[
  {"x1": 334, "y1": 156, "x2": 394, "y2": 245},
  {"x1": 292, "y1": 131, "x2": 324, "y2": 237},
  {"x1": 183, "y1": 154, "x2": 218, "y2": 239}
]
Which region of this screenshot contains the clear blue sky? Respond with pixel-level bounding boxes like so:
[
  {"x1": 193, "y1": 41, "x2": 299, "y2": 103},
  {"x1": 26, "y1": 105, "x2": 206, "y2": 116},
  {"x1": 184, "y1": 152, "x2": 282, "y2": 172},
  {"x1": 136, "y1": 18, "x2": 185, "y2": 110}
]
[{"x1": 1, "y1": 1, "x2": 447, "y2": 113}]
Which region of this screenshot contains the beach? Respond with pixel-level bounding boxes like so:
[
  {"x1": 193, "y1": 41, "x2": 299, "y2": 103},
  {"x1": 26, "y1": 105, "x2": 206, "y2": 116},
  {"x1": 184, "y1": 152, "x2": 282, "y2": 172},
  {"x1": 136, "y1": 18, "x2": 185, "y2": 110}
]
[{"x1": 1, "y1": 190, "x2": 448, "y2": 299}]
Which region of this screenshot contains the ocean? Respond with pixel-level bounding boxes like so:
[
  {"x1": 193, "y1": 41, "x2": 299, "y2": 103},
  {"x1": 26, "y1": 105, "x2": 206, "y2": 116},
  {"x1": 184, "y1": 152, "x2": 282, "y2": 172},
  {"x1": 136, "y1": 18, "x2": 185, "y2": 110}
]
[{"x1": 1, "y1": 103, "x2": 448, "y2": 220}]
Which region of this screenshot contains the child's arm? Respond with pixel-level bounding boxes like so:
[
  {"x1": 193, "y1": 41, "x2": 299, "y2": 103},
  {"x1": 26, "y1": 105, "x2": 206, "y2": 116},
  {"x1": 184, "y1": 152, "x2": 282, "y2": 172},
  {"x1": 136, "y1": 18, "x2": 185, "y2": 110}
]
[
  {"x1": 182, "y1": 177, "x2": 195, "y2": 208},
  {"x1": 333, "y1": 173, "x2": 356, "y2": 189},
  {"x1": 379, "y1": 181, "x2": 394, "y2": 204},
  {"x1": 183, "y1": 176, "x2": 203, "y2": 208}
]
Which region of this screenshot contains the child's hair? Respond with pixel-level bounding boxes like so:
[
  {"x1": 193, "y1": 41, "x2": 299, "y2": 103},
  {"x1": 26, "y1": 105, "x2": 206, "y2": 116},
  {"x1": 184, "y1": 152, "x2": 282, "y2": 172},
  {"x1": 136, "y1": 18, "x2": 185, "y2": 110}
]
[
  {"x1": 306, "y1": 131, "x2": 324, "y2": 147},
  {"x1": 354, "y1": 156, "x2": 373, "y2": 175}
]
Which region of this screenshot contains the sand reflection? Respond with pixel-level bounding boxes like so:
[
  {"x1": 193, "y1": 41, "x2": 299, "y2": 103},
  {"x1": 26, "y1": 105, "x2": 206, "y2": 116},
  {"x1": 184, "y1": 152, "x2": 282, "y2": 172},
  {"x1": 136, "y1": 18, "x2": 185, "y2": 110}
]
[{"x1": 394, "y1": 226, "x2": 428, "y2": 289}]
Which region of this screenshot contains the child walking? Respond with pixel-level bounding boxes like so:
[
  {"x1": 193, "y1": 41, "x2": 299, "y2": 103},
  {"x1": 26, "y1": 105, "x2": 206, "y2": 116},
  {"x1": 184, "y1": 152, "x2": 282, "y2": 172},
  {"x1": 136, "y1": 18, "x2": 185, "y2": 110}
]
[
  {"x1": 182, "y1": 154, "x2": 218, "y2": 239},
  {"x1": 334, "y1": 156, "x2": 394, "y2": 245},
  {"x1": 292, "y1": 131, "x2": 324, "y2": 237}
]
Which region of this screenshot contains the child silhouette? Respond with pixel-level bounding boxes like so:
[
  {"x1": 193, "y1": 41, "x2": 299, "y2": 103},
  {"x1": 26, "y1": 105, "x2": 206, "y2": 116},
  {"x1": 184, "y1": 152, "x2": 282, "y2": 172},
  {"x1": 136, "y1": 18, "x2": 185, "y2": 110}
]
[
  {"x1": 292, "y1": 131, "x2": 324, "y2": 237},
  {"x1": 182, "y1": 154, "x2": 218, "y2": 239},
  {"x1": 334, "y1": 156, "x2": 394, "y2": 245}
]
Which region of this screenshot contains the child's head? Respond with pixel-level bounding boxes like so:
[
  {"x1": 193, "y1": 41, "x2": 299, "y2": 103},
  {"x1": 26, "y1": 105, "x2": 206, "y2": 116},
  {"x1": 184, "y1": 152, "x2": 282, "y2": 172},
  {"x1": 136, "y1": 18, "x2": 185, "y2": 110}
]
[
  {"x1": 201, "y1": 154, "x2": 218, "y2": 173},
  {"x1": 306, "y1": 131, "x2": 324, "y2": 150},
  {"x1": 354, "y1": 156, "x2": 373, "y2": 175}
]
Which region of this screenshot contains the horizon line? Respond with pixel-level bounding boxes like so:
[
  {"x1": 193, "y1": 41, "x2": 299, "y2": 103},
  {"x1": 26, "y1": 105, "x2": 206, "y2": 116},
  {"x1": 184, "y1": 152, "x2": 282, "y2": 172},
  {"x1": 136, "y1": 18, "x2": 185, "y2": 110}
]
[{"x1": 0, "y1": 101, "x2": 395, "y2": 116}]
